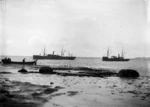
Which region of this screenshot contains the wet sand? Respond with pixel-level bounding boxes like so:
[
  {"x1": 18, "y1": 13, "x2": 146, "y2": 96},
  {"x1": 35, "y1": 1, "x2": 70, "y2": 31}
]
[
  {"x1": 0, "y1": 71, "x2": 150, "y2": 107},
  {"x1": 0, "y1": 78, "x2": 63, "y2": 107},
  {"x1": 42, "y1": 76, "x2": 150, "y2": 107}
]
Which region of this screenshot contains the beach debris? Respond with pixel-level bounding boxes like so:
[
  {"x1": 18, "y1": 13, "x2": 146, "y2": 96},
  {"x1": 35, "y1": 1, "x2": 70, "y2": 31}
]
[
  {"x1": 118, "y1": 69, "x2": 139, "y2": 78},
  {"x1": 18, "y1": 68, "x2": 28, "y2": 73},
  {"x1": 39, "y1": 66, "x2": 54, "y2": 74}
]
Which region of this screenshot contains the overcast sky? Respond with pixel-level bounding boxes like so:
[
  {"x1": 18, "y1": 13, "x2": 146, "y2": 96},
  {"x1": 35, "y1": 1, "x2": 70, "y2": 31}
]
[{"x1": 0, "y1": 0, "x2": 150, "y2": 57}]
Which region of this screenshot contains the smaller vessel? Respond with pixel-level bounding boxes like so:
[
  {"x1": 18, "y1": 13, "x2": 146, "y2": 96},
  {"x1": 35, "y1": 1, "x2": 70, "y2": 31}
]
[
  {"x1": 1, "y1": 58, "x2": 37, "y2": 65},
  {"x1": 102, "y1": 48, "x2": 130, "y2": 61}
]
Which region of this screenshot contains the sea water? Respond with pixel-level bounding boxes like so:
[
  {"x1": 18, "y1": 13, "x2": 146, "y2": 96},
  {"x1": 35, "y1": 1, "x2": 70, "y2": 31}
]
[{"x1": 0, "y1": 56, "x2": 150, "y2": 85}]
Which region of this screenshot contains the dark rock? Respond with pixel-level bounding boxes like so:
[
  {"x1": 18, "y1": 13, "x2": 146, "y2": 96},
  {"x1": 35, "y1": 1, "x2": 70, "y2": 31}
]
[
  {"x1": 44, "y1": 88, "x2": 58, "y2": 94},
  {"x1": 0, "y1": 94, "x2": 11, "y2": 102},
  {"x1": 0, "y1": 89, "x2": 9, "y2": 95},
  {"x1": 28, "y1": 71, "x2": 39, "y2": 73},
  {"x1": 32, "y1": 92, "x2": 43, "y2": 96},
  {"x1": 39, "y1": 66, "x2": 53, "y2": 74},
  {"x1": 118, "y1": 69, "x2": 139, "y2": 78},
  {"x1": 50, "y1": 82, "x2": 54, "y2": 85},
  {"x1": 18, "y1": 68, "x2": 28, "y2": 73},
  {"x1": 55, "y1": 86, "x2": 64, "y2": 89}
]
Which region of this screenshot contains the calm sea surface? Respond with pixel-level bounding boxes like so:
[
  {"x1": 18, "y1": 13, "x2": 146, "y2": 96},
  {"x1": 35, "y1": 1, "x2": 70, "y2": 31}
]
[{"x1": 0, "y1": 56, "x2": 150, "y2": 85}]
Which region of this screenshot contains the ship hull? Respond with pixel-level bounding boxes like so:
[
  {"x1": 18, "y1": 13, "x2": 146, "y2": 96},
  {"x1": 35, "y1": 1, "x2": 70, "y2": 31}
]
[
  {"x1": 102, "y1": 57, "x2": 130, "y2": 61},
  {"x1": 33, "y1": 55, "x2": 76, "y2": 60}
]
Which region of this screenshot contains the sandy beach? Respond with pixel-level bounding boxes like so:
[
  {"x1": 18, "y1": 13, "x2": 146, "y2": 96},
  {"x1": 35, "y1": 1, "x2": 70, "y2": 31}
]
[{"x1": 0, "y1": 69, "x2": 150, "y2": 107}]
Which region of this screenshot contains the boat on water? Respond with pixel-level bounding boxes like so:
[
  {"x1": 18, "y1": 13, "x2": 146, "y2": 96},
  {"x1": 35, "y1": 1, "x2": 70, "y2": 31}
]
[
  {"x1": 1, "y1": 58, "x2": 37, "y2": 65},
  {"x1": 102, "y1": 48, "x2": 130, "y2": 61},
  {"x1": 33, "y1": 47, "x2": 76, "y2": 60}
]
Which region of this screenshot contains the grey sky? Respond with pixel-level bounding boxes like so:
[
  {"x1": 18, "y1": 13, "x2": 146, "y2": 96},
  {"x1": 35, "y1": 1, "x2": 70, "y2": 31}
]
[{"x1": 0, "y1": 0, "x2": 149, "y2": 57}]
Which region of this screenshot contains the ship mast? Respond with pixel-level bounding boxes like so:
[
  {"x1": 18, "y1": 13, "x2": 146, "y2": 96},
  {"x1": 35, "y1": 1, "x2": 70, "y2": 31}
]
[
  {"x1": 43, "y1": 46, "x2": 46, "y2": 56},
  {"x1": 61, "y1": 46, "x2": 66, "y2": 56},
  {"x1": 121, "y1": 49, "x2": 125, "y2": 58},
  {"x1": 61, "y1": 46, "x2": 64, "y2": 56},
  {"x1": 107, "y1": 47, "x2": 110, "y2": 58}
]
